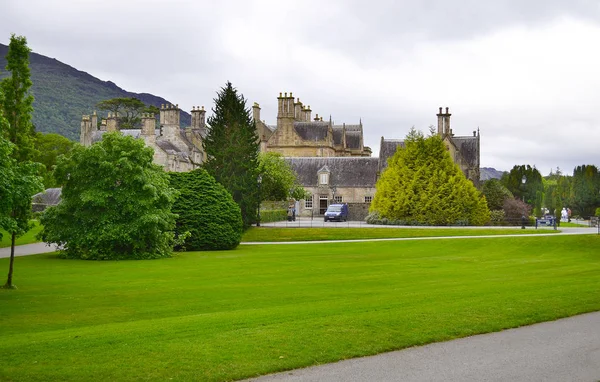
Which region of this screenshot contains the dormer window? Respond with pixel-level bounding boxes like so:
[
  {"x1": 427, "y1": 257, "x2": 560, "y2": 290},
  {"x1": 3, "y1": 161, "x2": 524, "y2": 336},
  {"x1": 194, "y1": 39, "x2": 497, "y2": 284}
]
[
  {"x1": 320, "y1": 173, "x2": 329, "y2": 185},
  {"x1": 317, "y1": 164, "x2": 331, "y2": 186}
]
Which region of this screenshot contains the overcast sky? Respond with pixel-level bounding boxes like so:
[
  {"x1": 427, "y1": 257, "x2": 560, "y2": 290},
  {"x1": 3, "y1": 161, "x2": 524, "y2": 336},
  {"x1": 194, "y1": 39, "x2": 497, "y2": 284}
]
[{"x1": 2, "y1": 0, "x2": 599, "y2": 174}]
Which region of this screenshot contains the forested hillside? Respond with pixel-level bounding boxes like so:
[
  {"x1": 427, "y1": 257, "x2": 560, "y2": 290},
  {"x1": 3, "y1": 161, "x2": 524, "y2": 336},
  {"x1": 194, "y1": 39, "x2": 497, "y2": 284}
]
[{"x1": 0, "y1": 43, "x2": 190, "y2": 141}]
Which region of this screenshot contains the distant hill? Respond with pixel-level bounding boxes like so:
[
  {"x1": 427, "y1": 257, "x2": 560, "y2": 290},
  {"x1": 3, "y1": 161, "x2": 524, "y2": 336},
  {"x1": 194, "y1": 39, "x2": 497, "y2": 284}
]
[
  {"x1": 480, "y1": 167, "x2": 505, "y2": 181},
  {"x1": 0, "y1": 43, "x2": 191, "y2": 141}
]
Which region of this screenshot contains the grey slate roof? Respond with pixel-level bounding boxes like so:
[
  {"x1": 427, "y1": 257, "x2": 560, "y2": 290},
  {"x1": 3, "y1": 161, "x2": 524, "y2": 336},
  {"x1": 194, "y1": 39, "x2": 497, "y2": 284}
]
[
  {"x1": 345, "y1": 131, "x2": 361, "y2": 149},
  {"x1": 293, "y1": 122, "x2": 329, "y2": 141},
  {"x1": 343, "y1": 124, "x2": 361, "y2": 132},
  {"x1": 32, "y1": 188, "x2": 62, "y2": 206},
  {"x1": 155, "y1": 140, "x2": 191, "y2": 161},
  {"x1": 378, "y1": 139, "x2": 405, "y2": 172},
  {"x1": 452, "y1": 136, "x2": 478, "y2": 168},
  {"x1": 287, "y1": 157, "x2": 379, "y2": 188},
  {"x1": 332, "y1": 128, "x2": 343, "y2": 145}
]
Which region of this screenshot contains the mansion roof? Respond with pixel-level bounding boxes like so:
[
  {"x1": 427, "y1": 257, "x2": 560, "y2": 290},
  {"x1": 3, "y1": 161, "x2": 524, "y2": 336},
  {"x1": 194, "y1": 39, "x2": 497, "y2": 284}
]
[{"x1": 287, "y1": 157, "x2": 379, "y2": 188}]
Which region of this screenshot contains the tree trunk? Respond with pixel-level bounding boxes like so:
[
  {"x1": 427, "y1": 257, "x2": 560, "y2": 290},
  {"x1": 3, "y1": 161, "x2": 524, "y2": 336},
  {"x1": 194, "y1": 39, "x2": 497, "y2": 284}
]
[{"x1": 4, "y1": 232, "x2": 16, "y2": 288}]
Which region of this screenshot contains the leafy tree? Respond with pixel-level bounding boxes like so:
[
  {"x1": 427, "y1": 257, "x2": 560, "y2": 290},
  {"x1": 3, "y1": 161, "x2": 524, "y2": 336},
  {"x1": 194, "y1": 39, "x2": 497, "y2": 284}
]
[
  {"x1": 503, "y1": 198, "x2": 532, "y2": 225},
  {"x1": 570, "y1": 165, "x2": 600, "y2": 218},
  {"x1": 203, "y1": 82, "x2": 260, "y2": 229},
  {"x1": 0, "y1": 110, "x2": 43, "y2": 289},
  {"x1": 371, "y1": 128, "x2": 489, "y2": 226},
  {"x1": 0, "y1": 34, "x2": 36, "y2": 162},
  {"x1": 482, "y1": 179, "x2": 513, "y2": 211},
  {"x1": 39, "y1": 132, "x2": 177, "y2": 260},
  {"x1": 169, "y1": 169, "x2": 242, "y2": 251},
  {"x1": 95, "y1": 97, "x2": 157, "y2": 128},
  {"x1": 502, "y1": 165, "x2": 544, "y2": 211},
  {"x1": 33, "y1": 132, "x2": 74, "y2": 188},
  {"x1": 258, "y1": 152, "x2": 307, "y2": 201}
]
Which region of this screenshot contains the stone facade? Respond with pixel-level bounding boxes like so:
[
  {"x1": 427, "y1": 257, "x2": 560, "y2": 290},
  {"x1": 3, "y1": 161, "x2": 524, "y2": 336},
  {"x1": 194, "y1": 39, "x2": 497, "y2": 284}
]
[
  {"x1": 80, "y1": 93, "x2": 480, "y2": 220},
  {"x1": 254, "y1": 92, "x2": 372, "y2": 158},
  {"x1": 80, "y1": 104, "x2": 207, "y2": 172}
]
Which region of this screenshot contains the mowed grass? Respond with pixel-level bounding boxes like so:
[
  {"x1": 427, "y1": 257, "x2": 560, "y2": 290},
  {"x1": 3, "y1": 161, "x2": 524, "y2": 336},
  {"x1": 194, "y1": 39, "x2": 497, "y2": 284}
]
[
  {"x1": 1, "y1": 235, "x2": 600, "y2": 381},
  {"x1": 0, "y1": 220, "x2": 42, "y2": 248},
  {"x1": 242, "y1": 226, "x2": 560, "y2": 242}
]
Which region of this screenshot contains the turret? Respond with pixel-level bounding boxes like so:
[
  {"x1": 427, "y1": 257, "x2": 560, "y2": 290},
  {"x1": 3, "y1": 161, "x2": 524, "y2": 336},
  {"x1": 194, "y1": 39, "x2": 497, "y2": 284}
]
[
  {"x1": 106, "y1": 112, "x2": 118, "y2": 132},
  {"x1": 80, "y1": 115, "x2": 92, "y2": 146},
  {"x1": 277, "y1": 92, "x2": 295, "y2": 120},
  {"x1": 160, "y1": 103, "x2": 181, "y2": 142},
  {"x1": 252, "y1": 103, "x2": 261, "y2": 123},
  {"x1": 90, "y1": 111, "x2": 98, "y2": 132},
  {"x1": 436, "y1": 106, "x2": 452, "y2": 136},
  {"x1": 294, "y1": 98, "x2": 303, "y2": 121},
  {"x1": 141, "y1": 113, "x2": 156, "y2": 144},
  {"x1": 191, "y1": 106, "x2": 206, "y2": 130}
]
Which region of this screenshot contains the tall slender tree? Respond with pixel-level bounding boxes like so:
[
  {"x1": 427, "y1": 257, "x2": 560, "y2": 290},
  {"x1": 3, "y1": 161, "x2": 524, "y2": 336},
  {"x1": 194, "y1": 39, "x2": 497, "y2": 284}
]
[
  {"x1": 203, "y1": 82, "x2": 260, "y2": 228},
  {"x1": 0, "y1": 91, "x2": 43, "y2": 289},
  {"x1": 1, "y1": 34, "x2": 36, "y2": 162}
]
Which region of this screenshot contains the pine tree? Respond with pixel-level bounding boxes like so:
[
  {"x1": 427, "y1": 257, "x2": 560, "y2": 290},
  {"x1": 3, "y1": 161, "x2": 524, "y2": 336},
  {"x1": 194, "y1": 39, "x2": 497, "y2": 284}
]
[
  {"x1": 0, "y1": 34, "x2": 36, "y2": 162},
  {"x1": 203, "y1": 82, "x2": 260, "y2": 229},
  {"x1": 371, "y1": 128, "x2": 489, "y2": 226}
]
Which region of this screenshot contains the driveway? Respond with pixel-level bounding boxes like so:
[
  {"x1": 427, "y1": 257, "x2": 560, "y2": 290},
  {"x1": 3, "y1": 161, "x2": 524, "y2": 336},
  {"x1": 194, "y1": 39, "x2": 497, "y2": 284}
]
[{"x1": 246, "y1": 311, "x2": 600, "y2": 382}]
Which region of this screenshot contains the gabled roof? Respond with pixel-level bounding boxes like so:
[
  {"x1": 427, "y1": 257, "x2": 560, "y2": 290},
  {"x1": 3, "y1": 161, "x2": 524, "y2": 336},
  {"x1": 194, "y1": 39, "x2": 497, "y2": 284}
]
[
  {"x1": 451, "y1": 135, "x2": 478, "y2": 168},
  {"x1": 287, "y1": 157, "x2": 379, "y2": 188},
  {"x1": 378, "y1": 139, "x2": 405, "y2": 172}
]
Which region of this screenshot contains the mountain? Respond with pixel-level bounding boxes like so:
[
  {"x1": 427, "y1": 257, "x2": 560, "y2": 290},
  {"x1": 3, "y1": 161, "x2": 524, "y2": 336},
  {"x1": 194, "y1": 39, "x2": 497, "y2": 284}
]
[
  {"x1": 0, "y1": 43, "x2": 191, "y2": 141},
  {"x1": 480, "y1": 167, "x2": 505, "y2": 181}
]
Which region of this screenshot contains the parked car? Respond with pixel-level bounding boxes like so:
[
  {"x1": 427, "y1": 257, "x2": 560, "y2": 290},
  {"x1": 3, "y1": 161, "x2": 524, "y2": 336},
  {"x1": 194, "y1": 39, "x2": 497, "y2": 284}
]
[{"x1": 324, "y1": 204, "x2": 349, "y2": 222}]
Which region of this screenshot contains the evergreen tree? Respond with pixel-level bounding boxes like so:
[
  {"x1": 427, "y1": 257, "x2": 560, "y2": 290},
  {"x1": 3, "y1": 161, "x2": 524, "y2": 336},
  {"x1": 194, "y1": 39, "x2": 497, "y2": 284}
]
[
  {"x1": 203, "y1": 82, "x2": 260, "y2": 228},
  {"x1": 570, "y1": 165, "x2": 600, "y2": 218},
  {"x1": 0, "y1": 34, "x2": 36, "y2": 161},
  {"x1": 0, "y1": 34, "x2": 44, "y2": 288},
  {"x1": 371, "y1": 128, "x2": 489, "y2": 226},
  {"x1": 169, "y1": 169, "x2": 243, "y2": 251}
]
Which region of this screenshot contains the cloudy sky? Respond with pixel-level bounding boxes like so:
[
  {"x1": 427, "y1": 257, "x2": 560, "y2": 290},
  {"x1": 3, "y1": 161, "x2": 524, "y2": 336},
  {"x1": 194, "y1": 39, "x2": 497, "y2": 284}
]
[{"x1": 2, "y1": 0, "x2": 599, "y2": 174}]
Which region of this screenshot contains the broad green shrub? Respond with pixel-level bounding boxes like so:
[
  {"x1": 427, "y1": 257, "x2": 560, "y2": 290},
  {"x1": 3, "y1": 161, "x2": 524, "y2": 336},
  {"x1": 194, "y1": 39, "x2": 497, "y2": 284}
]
[{"x1": 169, "y1": 169, "x2": 242, "y2": 251}]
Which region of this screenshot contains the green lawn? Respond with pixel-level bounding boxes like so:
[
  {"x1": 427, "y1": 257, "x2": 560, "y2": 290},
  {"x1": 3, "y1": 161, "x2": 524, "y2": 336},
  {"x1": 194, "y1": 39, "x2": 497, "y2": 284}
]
[
  {"x1": 242, "y1": 226, "x2": 560, "y2": 242},
  {"x1": 1, "y1": 235, "x2": 599, "y2": 381},
  {"x1": 0, "y1": 221, "x2": 42, "y2": 248}
]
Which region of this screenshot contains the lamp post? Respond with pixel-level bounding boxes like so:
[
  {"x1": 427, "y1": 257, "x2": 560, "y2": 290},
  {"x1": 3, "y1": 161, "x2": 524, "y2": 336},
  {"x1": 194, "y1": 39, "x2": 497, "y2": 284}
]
[
  {"x1": 521, "y1": 175, "x2": 527, "y2": 229},
  {"x1": 331, "y1": 185, "x2": 337, "y2": 204},
  {"x1": 257, "y1": 174, "x2": 262, "y2": 227}
]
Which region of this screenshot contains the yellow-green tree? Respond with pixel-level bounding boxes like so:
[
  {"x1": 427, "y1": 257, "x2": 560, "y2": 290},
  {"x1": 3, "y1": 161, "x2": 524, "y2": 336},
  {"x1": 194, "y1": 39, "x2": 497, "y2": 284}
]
[{"x1": 371, "y1": 129, "x2": 489, "y2": 226}]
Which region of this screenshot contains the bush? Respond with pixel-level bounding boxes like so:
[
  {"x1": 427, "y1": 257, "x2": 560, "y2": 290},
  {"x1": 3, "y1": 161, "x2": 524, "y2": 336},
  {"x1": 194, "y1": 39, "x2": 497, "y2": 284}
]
[
  {"x1": 169, "y1": 169, "x2": 242, "y2": 251},
  {"x1": 596, "y1": 207, "x2": 600, "y2": 217},
  {"x1": 489, "y1": 210, "x2": 505, "y2": 226},
  {"x1": 260, "y1": 209, "x2": 287, "y2": 223},
  {"x1": 39, "y1": 133, "x2": 177, "y2": 260}
]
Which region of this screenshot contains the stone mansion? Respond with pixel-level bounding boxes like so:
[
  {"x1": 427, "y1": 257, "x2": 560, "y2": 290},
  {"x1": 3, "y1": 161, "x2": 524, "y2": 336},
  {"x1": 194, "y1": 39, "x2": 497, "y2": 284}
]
[{"x1": 80, "y1": 92, "x2": 480, "y2": 218}]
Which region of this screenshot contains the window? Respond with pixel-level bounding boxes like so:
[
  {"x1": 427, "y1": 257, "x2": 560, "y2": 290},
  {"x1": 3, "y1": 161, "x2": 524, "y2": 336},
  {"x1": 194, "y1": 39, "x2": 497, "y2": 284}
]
[
  {"x1": 305, "y1": 195, "x2": 313, "y2": 209},
  {"x1": 319, "y1": 173, "x2": 329, "y2": 185},
  {"x1": 334, "y1": 195, "x2": 343, "y2": 203},
  {"x1": 364, "y1": 196, "x2": 373, "y2": 203}
]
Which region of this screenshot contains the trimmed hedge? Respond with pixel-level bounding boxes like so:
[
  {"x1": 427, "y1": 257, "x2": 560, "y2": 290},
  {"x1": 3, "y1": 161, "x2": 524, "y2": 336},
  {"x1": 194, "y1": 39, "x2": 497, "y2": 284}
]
[
  {"x1": 260, "y1": 209, "x2": 287, "y2": 223},
  {"x1": 169, "y1": 169, "x2": 242, "y2": 251}
]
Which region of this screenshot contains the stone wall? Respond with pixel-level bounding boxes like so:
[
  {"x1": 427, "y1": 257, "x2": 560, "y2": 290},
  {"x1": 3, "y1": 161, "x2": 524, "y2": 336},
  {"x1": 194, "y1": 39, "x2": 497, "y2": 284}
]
[{"x1": 348, "y1": 202, "x2": 371, "y2": 221}]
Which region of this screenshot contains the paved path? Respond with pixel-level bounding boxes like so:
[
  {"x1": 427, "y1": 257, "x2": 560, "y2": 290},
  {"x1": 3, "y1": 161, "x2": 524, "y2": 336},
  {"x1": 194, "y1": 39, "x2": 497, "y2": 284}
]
[
  {"x1": 247, "y1": 311, "x2": 600, "y2": 382},
  {"x1": 0, "y1": 242, "x2": 59, "y2": 258},
  {"x1": 1, "y1": 226, "x2": 596, "y2": 256}
]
